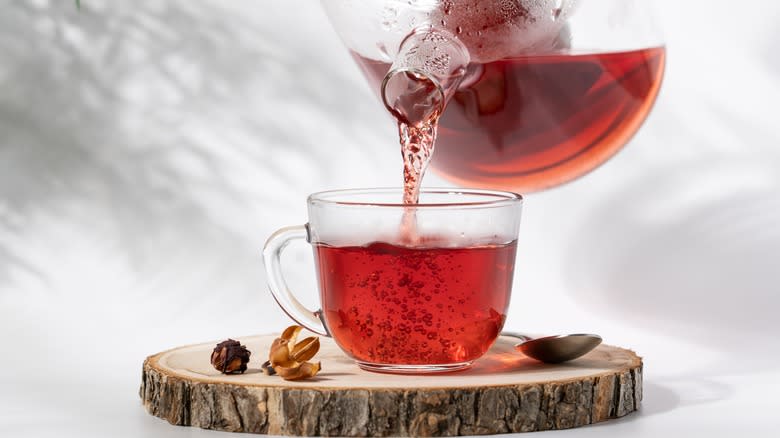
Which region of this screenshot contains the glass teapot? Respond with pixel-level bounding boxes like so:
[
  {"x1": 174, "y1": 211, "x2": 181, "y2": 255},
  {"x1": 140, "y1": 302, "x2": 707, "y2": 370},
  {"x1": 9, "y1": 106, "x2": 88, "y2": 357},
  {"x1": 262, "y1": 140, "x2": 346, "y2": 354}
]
[{"x1": 320, "y1": 0, "x2": 666, "y2": 192}]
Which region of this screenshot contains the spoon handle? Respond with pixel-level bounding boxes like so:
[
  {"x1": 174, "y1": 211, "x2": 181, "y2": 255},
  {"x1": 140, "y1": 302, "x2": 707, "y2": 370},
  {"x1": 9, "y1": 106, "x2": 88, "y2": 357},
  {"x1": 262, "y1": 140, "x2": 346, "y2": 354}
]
[{"x1": 500, "y1": 331, "x2": 532, "y2": 343}]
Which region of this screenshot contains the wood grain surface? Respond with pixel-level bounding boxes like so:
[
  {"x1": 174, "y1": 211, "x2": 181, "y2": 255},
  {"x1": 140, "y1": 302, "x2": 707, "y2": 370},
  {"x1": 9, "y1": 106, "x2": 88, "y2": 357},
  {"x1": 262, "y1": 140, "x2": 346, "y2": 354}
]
[{"x1": 140, "y1": 334, "x2": 642, "y2": 436}]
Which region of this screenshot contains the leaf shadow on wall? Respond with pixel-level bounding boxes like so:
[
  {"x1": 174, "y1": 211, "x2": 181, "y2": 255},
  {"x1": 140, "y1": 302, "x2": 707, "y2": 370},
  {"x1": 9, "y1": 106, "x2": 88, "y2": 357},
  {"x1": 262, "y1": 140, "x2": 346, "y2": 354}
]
[{"x1": 0, "y1": 0, "x2": 387, "y2": 300}]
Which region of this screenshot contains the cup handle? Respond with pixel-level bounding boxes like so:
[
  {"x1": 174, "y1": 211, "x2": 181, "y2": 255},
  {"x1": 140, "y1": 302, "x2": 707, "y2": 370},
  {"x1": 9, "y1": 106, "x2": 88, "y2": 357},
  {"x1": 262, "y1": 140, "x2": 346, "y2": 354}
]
[{"x1": 262, "y1": 224, "x2": 329, "y2": 336}]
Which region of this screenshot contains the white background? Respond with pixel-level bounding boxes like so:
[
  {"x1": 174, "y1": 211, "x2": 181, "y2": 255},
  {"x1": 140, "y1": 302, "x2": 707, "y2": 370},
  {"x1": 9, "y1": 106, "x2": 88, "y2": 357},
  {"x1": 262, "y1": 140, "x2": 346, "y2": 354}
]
[{"x1": 1, "y1": 1, "x2": 778, "y2": 437}]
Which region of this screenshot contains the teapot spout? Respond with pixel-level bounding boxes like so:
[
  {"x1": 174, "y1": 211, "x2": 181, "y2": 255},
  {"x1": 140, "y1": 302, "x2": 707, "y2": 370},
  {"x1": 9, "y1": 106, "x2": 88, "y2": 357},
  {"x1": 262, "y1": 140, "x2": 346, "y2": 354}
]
[{"x1": 381, "y1": 27, "x2": 469, "y2": 124}]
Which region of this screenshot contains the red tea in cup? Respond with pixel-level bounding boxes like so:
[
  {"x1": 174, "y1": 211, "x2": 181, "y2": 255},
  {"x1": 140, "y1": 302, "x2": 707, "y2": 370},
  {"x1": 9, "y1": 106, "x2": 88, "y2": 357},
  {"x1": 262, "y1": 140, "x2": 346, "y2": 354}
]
[{"x1": 316, "y1": 239, "x2": 517, "y2": 366}]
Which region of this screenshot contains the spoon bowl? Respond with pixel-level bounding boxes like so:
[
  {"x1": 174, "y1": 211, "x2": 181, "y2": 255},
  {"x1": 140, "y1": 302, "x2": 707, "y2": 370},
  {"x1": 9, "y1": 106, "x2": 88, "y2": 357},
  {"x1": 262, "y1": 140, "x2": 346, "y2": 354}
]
[{"x1": 504, "y1": 332, "x2": 602, "y2": 364}]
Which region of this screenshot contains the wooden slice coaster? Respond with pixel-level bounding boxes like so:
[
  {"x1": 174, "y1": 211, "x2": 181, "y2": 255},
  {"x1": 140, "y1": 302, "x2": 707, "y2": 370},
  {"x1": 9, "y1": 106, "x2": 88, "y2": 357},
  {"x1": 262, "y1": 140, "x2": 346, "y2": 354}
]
[{"x1": 140, "y1": 334, "x2": 642, "y2": 436}]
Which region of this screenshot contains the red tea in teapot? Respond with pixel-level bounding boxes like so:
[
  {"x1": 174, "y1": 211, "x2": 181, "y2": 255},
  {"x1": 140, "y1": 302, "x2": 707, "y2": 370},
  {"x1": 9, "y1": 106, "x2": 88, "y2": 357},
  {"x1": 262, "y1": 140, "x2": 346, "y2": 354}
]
[{"x1": 355, "y1": 47, "x2": 665, "y2": 192}]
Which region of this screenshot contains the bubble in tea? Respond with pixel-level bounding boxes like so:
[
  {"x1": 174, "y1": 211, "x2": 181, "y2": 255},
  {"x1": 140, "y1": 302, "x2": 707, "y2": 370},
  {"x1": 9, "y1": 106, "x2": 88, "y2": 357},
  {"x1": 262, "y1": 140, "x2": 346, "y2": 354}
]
[{"x1": 433, "y1": 0, "x2": 578, "y2": 62}]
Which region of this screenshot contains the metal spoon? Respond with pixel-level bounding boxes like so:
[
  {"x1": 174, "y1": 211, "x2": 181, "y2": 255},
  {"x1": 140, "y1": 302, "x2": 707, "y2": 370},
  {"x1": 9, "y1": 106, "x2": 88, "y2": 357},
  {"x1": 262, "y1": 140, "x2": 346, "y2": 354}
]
[{"x1": 503, "y1": 332, "x2": 602, "y2": 364}]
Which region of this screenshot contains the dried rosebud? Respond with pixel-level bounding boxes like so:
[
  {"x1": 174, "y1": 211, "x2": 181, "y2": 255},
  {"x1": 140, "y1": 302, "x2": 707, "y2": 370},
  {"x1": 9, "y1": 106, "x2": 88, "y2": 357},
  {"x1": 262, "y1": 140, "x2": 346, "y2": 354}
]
[{"x1": 210, "y1": 339, "x2": 251, "y2": 374}]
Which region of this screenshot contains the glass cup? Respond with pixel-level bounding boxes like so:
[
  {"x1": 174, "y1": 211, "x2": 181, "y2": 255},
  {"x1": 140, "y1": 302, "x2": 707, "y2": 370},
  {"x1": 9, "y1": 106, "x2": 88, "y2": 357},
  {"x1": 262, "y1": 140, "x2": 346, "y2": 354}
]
[{"x1": 262, "y1": 188, "x2": 523, "y2": 373}]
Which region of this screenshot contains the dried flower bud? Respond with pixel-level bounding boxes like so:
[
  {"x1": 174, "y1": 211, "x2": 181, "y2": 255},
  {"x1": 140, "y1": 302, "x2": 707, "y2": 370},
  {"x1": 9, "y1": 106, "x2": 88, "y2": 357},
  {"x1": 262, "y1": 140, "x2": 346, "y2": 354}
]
[
  {"x1": 275, "y1": 361, "x2": 322, "y2": 381},
  {"x1": 210, "y1": 339, "x2": 251, "y2": 374},
  {"x1": 269, "y1": 339, "x2": 296, "y2": 368},
  {"x1": 281, "y1": 325, "x2": 302, "y2": 342},
  {"x1": 291, "y1": 337, "x2": 319, "y2": 362},
  {"x1": 267, "y1": 325, "x2": 322, "y2": 381}
]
